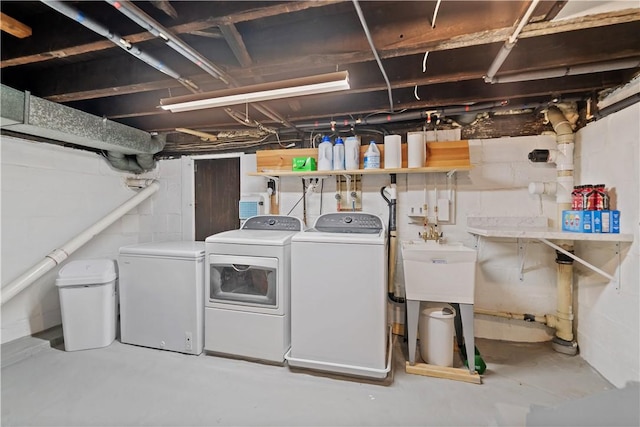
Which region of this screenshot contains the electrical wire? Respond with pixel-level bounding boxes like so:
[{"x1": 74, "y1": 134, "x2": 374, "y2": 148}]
[
  {"x1": 319, "y1": 178, "x2": 324, "y2": 214},
  {"x1": 286, "y1": 178, "x2": 317, "y2": 216},
  {"x1": 302, "y1": 179, "x2": 307, "y2": 226}
]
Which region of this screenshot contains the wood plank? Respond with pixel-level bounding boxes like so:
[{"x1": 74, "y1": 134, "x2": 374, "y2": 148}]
[
  {"x1": 255, "y1": 141, "x2": 470, "y2": 173},
  {"x1": 237, "y1": 9, "x2": 640, "y2": 78},
  {"x1": 0, "y1": 12, "x2": 32, "y2": 39},
  {"x1": 405, "y1": 361, "x2": 482, "y2": 384},
  {"x1": 215, "y1": 0, "x2": 347, "y2": 25},
  {"x1": 0, "y1": 2, "x2": 345, "y2": 69},
  {"x1": 219, "y1": 23, "x2": 257, "y2": 68}
]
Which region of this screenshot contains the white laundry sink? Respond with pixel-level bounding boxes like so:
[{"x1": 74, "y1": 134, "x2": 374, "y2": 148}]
[{"x1": 401, "y1": 240, "x2": 477, "y2": 304}]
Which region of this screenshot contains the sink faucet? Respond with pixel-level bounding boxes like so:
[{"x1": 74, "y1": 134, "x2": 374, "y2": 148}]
[{"x1": 419, "y1": 219, "x2": 442, "y2": 243}]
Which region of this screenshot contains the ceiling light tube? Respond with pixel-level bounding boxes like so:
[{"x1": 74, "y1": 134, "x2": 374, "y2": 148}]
[{"x1": 160, "y1": 71, "x2": 350, "y2": 112}]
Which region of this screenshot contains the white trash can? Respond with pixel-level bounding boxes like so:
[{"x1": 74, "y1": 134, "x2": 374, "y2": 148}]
[
  {"x1": 56, "y1": 259, "x2": 117, "y2": 351},
  {"x1": 419, "y1": 305, "x2": 456, "y2": 367}
]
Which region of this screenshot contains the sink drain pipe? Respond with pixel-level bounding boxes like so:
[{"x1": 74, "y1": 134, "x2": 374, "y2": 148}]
[
  {"x1": 526, "y1": 106, "x2": 577, "y2": 354},
  {"x1": 474, "y1": 307, "x2": 558, "y2": 328},
  {"x1": 547, "y1": 106, "x2": 578, "y2": 355}
]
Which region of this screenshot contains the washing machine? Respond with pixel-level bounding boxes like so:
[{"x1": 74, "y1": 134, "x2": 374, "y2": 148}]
[
  {"x1": 286, "y1": 212, "x2": 391, "y2": 379},
  {"x1": 204, "y1": 215, "x2": 303, "y2": 363}
]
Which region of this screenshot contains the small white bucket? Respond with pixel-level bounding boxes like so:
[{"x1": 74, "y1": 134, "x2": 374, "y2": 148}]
[{"x1": 419, "y1": 305, "x2": 456, "y2": 367}]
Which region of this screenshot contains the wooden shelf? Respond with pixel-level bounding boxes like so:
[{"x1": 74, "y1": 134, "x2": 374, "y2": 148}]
[
  {"x1": 249, "y1": 165, "x2": 471, "y2": 177},
  {"x1": 250, "y1": 141, "x2": 471, "y2": 177}
]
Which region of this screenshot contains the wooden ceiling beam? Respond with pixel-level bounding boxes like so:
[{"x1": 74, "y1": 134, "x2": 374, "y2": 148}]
[
  {"x1": 219, "y1": 24, "x2": 253, "y2": 69},
  {"x1": 214, "y1": 0, "x2": 347, "y2": 25},
  {"x1": 0, "y1": 12, "x2": 32, "y2": 39},
  {"x1": 0, "y1": 1, "x2": 346, "y2": 69},
  {"x1": 244, "y1": 8, "x2": 640, "y2": 77},
  {"x1": 45, "y1": 42, "x2": 639, "y2": 108}
]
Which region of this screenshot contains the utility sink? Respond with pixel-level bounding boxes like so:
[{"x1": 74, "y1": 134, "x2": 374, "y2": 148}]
[{"x1": 401, "y1": 240, "x2": 477, "y2": 304}]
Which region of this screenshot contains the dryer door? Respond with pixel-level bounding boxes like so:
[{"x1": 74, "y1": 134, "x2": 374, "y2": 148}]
[{"x1": 208, "y1": 254, "x2": 279, "y2": 310}]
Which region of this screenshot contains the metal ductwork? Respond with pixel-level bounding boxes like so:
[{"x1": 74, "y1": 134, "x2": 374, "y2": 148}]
[{"x1": 1, "y1": 84, "x2": 164, "y2": 172}]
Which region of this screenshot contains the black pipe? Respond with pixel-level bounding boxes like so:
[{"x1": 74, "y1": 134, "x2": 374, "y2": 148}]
[
  {"x1": 596, "y1": 93, "x2": 640, "y2": 119},
  {"x1": 294, "y1": 101, "x2": 513, "y2": 129},
  {"x1": 381, "y1": 177, "x2": 404, "y2": 304},
  {"x1": 555, "y1": 249, "x2": 575, "y2": 265},
  {"x1": 388, "y1": 174, "x2": 397, "y2": 233}
]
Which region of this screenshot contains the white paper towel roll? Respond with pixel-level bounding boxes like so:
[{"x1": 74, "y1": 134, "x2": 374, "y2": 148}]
[
  {"x1": 384, "y1": 135, "x2": 402, "y2": 169},
  {"x1": 407, "y1": 133, "x2": 426, "y2": 168}
]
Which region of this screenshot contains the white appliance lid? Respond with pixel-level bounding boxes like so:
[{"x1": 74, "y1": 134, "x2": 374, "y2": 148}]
[
  {"x1": 205, "y1": 229, "x2": 299, "y2": 245},
  {"x1": 56, "y1": 259, "x2": 116, "y2": 287},
  {"x1": 292, "y1": 230, "x2": 386, "y2": 245},
  {"x1": 118, "y1": 241, "x2": 205, "y2": 258}
]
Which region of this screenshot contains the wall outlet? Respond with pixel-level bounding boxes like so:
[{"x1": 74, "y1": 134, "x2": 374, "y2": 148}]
[
  {"x1": 185, "y1": 332, "x2": 193, "y2": 351},
  {"x1": 408, "y1": 205, "x2": 426, "y2": 217}
]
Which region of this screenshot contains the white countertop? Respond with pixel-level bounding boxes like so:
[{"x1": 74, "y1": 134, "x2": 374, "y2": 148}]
[{"x1": 467, "y1": 226, "x2": 633, "y2": 242}]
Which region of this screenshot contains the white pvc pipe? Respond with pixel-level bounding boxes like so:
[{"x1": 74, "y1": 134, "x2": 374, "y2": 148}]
[
  {"x1": 484, "y1": 0, "x2": 540, "y2": 83},
  {"x1": 1, "y1": 181, "x2": 160, "y2": 305},
  {"x1": 352, "y1": 0, "x2": 394, "y2": 112}
]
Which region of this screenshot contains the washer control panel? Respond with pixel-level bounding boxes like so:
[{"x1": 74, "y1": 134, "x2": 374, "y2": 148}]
[
  {"x1": 241, "y1": 215, "x2": 303, "y2": 231},
  {"x1": 314, "y1": 213, "x2": 383, "y2": 234}
]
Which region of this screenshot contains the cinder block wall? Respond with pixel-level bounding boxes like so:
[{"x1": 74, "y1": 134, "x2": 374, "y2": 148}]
[
  {"x1": 1, "y1": 136, "x2": 183, "y2": 343},
  {"x1": 573, "y1": 103, "x2": 640, "y2": 388},
  {"x1": 281, "y1": 135, "x2": 560, "y2": 342}
]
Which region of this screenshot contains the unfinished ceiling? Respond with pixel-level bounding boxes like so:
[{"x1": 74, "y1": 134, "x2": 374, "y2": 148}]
[{"x1": 1, "y1": 1, "x2": 639, "y2": 156}]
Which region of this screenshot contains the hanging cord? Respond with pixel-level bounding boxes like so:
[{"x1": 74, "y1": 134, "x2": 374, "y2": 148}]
[
  {"x1": 430, "y1": 0, "x2": 442, "y2": 28},
  {"x1": 302, "y1": 179, "x2": 307, "y2": 226},
  {"x1": 319, "y1": 178, "x2": 324, "y2": 215},
  {"x1": 287, "y1": 179, "x2": 318, "y2": 222}
]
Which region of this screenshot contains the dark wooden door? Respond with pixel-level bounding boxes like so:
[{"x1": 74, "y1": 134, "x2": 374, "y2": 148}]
[{"x1": 194, "y1": 157, "x2": 240, "y2": 241}]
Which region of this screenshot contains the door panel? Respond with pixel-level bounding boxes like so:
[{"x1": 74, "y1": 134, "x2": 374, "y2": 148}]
[{"x1": 195, "y1": 157, "x2": 240, "y2": 241}]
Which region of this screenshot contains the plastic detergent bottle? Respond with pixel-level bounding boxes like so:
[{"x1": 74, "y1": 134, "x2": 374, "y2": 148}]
[
  {"x1": 364, "y1": 141, "x2": 380, "y2": 169},
  {"x1": 333, "y1": 137, "x2": 345, "y2": 170},
  {"x1": 344, "y1": 136, "x2": 361, "y2": 170},
  {"x1": 317, "y1": 136, "x2": 333, "y2": 171}
]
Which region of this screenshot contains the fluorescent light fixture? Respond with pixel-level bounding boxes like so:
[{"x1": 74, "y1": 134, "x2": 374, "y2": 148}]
[{"x1": 160, "y1": 71, "x2": 350, "y2": 112}]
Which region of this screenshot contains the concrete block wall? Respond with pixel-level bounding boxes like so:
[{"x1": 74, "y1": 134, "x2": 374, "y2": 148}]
[
  {"x1": 279, "y1": 134, "x2": 561, "y2": 343},
  {"x1": 1, "y1": 136, "x2": 183, "y2": 343},
  {"x1": 572, "y1": 103, "x2": 639, "y2": 388}
]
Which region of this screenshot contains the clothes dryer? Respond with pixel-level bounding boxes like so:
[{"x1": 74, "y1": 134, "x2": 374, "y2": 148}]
[{"x1": 204, "y1": 215, "x2": 302, "y2": 363}]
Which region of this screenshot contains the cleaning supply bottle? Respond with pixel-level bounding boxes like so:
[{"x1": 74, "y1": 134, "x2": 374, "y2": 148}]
[
  {"x1": 333, "y1": 137, "x2": 345, "y2": 170},
  {"x1": 364, "y1": 141, "x2": 380, "y2": 169},
  {"x1": 344, "y1": 136, "x2": 361, "y2": 170},
  {"x1": 317, "y1": 136, "x2": 333, "y2": 171}
]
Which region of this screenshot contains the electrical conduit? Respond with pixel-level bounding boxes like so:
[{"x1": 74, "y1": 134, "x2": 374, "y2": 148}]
[
  {"x1": 1, "y1": 181, "x2": 160, "y2": 305},
  {"x1": 484, "y1": 0, "x2": 540, "y2": 83}
]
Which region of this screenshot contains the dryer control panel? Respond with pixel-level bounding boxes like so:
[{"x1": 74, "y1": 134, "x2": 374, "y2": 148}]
[
  {"x1": 313, "y1": 213, "x2": 383, "y2": 234},
  {"x1": 241, "y1": 215, "x2": 303, "y2": 231}
]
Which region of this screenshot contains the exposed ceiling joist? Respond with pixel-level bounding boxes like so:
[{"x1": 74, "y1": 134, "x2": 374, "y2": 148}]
[
  {"x1": 0, "y1": 12, "x2": 31, "y2": 39},
  {"x1": 1, "y1": 0, "x2": 638, "y2": 151}
]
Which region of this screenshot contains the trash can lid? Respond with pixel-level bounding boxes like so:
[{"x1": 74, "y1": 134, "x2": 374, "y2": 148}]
[
  {"x1": 421, "y1": 306, "x2": 456, "y2": 319},
  {"x1": 56, "y1": 259, "x2": 117, "y2": 287}
]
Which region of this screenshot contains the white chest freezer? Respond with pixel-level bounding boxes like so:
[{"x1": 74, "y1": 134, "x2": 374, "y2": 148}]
[{"x1": 119, "y1": 241, "x2": 205, "y2": 355}]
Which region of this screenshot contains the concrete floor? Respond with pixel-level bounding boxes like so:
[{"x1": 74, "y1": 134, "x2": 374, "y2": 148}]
[{"x1": 1, "y1": 335, "x2": 637, "y2": 426}]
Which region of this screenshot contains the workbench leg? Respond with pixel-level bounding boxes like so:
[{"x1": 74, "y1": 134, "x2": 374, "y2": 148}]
[
  {"x1": 407, "y1": 300, "x2": 420, "y2": 365},
  {"x1": 459, "y1": 303, "x2": 475, "y2": 374}
]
